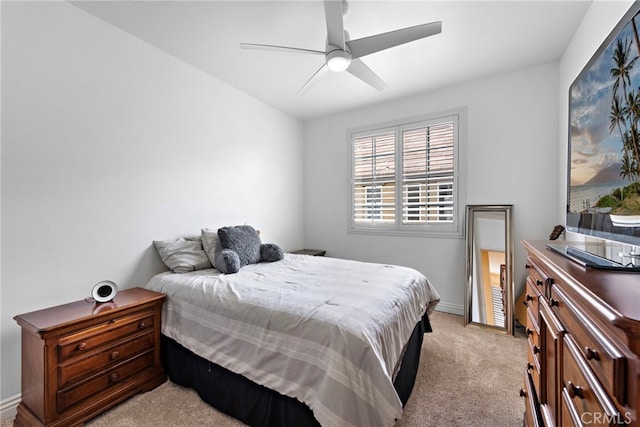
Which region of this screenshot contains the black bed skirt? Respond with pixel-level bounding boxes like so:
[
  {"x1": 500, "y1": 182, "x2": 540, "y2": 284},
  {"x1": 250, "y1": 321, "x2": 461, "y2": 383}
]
[{"x1": 161, "y1": 315, "x2": 432, "y2": 427}]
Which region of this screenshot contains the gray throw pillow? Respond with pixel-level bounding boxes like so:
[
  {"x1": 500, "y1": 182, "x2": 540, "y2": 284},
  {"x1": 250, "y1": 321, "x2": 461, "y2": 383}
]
[
  {"x1": 215, "y1": 249, "x2": 241, "y2": 274},
  {"x1": 260, "y1": 243, "x2": 284, "y2": 262},
  {"x1": 217, "y1": 225, "x2": 261, "y2": 269}
]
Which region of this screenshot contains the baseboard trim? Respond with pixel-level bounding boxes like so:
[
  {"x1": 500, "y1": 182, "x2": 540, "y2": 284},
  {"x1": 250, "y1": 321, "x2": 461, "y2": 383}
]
[
  {"x1": 434, "y1": 301, "x2": 464, "y2": 316},
  {"x1": 0, "y1": 393, "x2": 20, "y2": 423}
]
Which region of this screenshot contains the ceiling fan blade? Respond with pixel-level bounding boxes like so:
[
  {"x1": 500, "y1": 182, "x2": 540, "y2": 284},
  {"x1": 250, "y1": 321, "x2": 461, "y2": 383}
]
[
  {"x1": 347, "y1": 59, "x2": 388, "y2": 91},
  {"x1": 297, "y1": 64, "x2": 329, "y2": 96},
  {"x1": 240, "y1": 43, "x2": 325, "y2": 56},
  {"x1": 346, "y1": 21, "x2": 442, "y2": 59},
  {"x1": 324, "y1": 0, "x2": 345, "y2": 49}
]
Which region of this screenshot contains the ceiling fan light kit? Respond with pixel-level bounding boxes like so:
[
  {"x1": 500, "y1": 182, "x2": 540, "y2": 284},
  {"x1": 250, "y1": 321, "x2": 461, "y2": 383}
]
[
  {"x1": 326, "y1": 48, "x2": 352, "y2": 72},
  {"x1": 240, "y1": 0, "x2": 441, "y2": 94}
]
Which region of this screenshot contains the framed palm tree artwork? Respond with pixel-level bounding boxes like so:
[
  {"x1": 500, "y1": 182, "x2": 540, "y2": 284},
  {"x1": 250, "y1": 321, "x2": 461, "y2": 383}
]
[{"x1": 566, "y1": 2, "x2": 640, "y2": 247}]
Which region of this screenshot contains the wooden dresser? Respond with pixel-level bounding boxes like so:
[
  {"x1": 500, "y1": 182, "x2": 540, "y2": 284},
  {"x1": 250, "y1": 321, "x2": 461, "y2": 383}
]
[
  {"x1": 521, "y1": 241, "x2": 640, "y2": 427},
  {"x1": 13, "y1": 287, "x2": 166, "y2": 427}
]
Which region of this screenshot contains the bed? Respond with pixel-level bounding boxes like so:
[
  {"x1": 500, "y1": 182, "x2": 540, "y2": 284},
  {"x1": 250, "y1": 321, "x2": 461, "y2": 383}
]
[{"x1": 145, "y1": 253, "x2": 440, "y2": 427}]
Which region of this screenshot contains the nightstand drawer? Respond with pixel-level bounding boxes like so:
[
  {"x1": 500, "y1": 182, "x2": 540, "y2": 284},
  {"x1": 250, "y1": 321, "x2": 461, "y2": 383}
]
[
  {"x1": 57, "y1": 350, "x2": 155, "y2": 412},
  {"x1": 58, "y1": 331, "x2": 155, "y2": 388},
  {"x1": 58, "y1": 311, "x2": 155, "y2": 362}
]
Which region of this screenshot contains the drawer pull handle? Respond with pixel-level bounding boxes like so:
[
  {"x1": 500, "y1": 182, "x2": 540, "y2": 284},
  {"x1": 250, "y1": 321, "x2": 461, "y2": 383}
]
[
  {"x1": 533, "y1": 345, "x2": 540, "y2": 355},
  {"x1": 536, "y1": 279, "x2": 543, "y2": 287},
  {"x1": 525, "y1": 294, "x2": 535, "y2": 302},
  {"x1": 519, "y1": 388, "x2": 526, "y2": 398},
  {"x1": 585, "y1": 347, "x2": 600, "y2": 361},
  {"x1": 110, "y1": 372, "x2": 119, "y2": 383},
  {"x1": 526, "y1": 328, "x2": 533, "y2": 336},
  {"x1": 566, "y1": 381, "x2": 584, "y2": 399},
  {"x1": 527, "y1": 363, "x2": 534, "y2": 371},
  {"x1": 525, "y1": 264, "x2": 531, "y2": 270},
  {"x1": 139, "y1": 322, "x2": 147, "y2": 330},
  {"x1": 110, "y1": 351, "x2": 120, "y2": 360},
  {"x1": 549, "y1": 298, "x2": 559, "y2": 307},
  {"x1": 77, "y1": 343, "x2": 87, "y2": 351}
]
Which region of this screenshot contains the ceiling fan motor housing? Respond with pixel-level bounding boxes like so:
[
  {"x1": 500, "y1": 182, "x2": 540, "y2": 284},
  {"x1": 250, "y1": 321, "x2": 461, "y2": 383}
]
[{"x1": 326, "y1": 47, "x2": 352, "y2": 72}]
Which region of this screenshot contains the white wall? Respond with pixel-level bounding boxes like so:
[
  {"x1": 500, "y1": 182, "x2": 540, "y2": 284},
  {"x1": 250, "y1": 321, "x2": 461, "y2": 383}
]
[
  {"x1": 303, "y1": 63, "x2": 560, "y2": 315},
  {"x1": 0, "y1": 1, "x2": 303, "y2": 406}
]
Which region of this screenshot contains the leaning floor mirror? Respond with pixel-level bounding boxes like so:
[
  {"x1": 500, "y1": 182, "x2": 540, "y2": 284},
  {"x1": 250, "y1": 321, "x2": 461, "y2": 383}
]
[{"x1": 465, "y1": 205, "x2": 514, "y2": 335}]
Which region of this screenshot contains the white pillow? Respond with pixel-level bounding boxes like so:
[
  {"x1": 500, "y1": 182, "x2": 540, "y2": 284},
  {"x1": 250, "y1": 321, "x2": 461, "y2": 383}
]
[
  {"x1": 201, "y1": 228, "x2": 221, "y2": 270},
  {"x1": 153, "y1": 235, "x2": 212, "y2": 273}
]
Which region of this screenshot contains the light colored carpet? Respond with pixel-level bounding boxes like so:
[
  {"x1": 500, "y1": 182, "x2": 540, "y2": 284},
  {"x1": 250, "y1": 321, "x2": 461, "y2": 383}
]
[{"x1": 3, "y1": 312, "x2": 527, "y2": 426}]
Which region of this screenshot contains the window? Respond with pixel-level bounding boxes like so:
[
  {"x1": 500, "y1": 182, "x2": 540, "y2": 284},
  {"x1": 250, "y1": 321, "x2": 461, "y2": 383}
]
[{"x1": 350, "y1": 110, "x2": 465, "y2": 237}]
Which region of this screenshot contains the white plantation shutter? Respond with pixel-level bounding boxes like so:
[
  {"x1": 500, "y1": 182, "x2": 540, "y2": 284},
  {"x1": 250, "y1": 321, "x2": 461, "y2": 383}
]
[
  {"x1": 401, "y1": 120, "x2": 455, "y2": 224},
  {"x1": 353, "y1": 131, "x2": 396, "y2": 224},
  {"x1": 351, "y1": 112, "x2": 462, "y2": 236}
]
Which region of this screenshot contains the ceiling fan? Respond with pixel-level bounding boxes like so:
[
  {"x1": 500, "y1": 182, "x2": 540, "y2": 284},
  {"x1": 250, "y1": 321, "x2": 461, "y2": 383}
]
[{"x1": 240, "y1": 0, "x2": 442, "y2": 95}]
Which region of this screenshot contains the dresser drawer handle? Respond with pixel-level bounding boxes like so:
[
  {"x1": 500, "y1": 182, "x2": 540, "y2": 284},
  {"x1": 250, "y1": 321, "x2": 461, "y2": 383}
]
[
  {"x1": 77, "y1": 343, "x2": 87, "y2": 351},
  {"x1": 525, "y1": 264, "x2": 531, "y2": 270},
  {"x1": 549, "y1": 298, "x2": 559, "y2": 307},
  {"x1": 527, "y1": 363, "x2": 534, "y2": 371},
  {"x1": 526, "y1": 328, "x2": 533, "y2": 336},
  {"x1": 533, "y1": 345, "x2": 540, "y2": 355},
  {"x1": 585, "y1": 347, "x2": 600, "y2": 361},
  {"x1": 110, "y1": 372, "x2": 119, "y2": 383},
  {"x1": 519, "y1": 388, "x2": 526, "y2": 398},
  {"x1": 526, "y1": 294, "x2": 535, "y2": 302},
  {"x1": 139, "y1": 321, "x2": 147, "y2": 330},
  {"x1": 110, "y1": 351, "x2": 120, "y2": 360},
  {"x1": 566, "y1": 381, "x2": 584, "y2": 399},
  {"x1": 536, "y1": 279, "x2": 543, "y2": 287}
]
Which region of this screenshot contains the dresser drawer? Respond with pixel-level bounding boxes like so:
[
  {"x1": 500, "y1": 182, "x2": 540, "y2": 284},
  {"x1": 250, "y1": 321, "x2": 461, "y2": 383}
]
[
  {"x1": 58, "y1": 311, "x2": 155, "y2": 362},
  {"x1": 524, "y1": 368, "x2": 543, "y2": 427},
  {"x1": 562, "y1": 335, "x2": 620, "y2": 426},
  {"x1": 528, "y1": 344, "x2": 541, "y2": 394},
  {"x1": 551, "y1": 286, "x2": 626, "y2": 403},
  {"x1": 526, "y1": 258, "x2": 549, "y2": 297},
  {"x1": 58, "y1": 331, "x2": 155, "y2": 388},
  {"x1": 525, "y1": 277, "x2": 541, "y2": 324},
  {"x1": 527, "y1": 307, "x2": 541, "y2": 356},
  {"x1": 57, "y1": 350, "x2": 155, "y2": 412}
]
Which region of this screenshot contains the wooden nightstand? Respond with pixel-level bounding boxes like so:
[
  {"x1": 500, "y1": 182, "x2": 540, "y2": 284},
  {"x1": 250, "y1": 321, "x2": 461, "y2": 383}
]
[
  {"x1": 13, "y1": 287, "x2": 166, "y2": 427},
  {"x1": 291, "y1": 249, "x2": 326, "y2": 256}
]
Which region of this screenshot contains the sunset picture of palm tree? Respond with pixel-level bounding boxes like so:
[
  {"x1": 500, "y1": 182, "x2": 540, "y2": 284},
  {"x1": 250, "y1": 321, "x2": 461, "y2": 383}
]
[{"x1": 569, "y1": 9, "x2": 640, "y2": 220}]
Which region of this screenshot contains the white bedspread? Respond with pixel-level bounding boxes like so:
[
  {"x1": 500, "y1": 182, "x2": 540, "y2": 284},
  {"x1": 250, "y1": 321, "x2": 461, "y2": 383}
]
[{"x1": 145, "y1": 254, "x2": 440, "y2": 427}]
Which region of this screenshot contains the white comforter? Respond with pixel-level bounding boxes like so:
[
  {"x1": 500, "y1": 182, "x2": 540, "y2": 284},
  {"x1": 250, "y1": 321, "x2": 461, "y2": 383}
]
[{"x1": 145, "y1": 254, "x2": 440, "y2": 427}]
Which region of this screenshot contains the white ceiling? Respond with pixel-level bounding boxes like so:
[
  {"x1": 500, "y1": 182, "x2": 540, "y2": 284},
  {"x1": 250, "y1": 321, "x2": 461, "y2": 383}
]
[{"x1": 72, "y1": 0, "x2": 592, "y2": 121}]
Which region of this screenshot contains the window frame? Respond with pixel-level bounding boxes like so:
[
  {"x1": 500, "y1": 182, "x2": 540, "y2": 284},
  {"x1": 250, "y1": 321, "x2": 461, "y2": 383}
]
[{"x1": 349, "y1": 108, "x2": 466, "y2": 238}]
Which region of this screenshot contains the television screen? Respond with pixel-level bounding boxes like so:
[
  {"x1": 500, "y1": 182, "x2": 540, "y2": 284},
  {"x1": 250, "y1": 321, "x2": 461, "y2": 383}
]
[{"x1": 567, "y1": 2, "x2": 640, "y2": 248}]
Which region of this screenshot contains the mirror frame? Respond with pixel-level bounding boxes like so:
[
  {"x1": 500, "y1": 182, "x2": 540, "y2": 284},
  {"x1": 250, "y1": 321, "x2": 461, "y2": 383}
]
[{"x1": 464, "y1": 204, "x2": 514, "y2": 335}]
